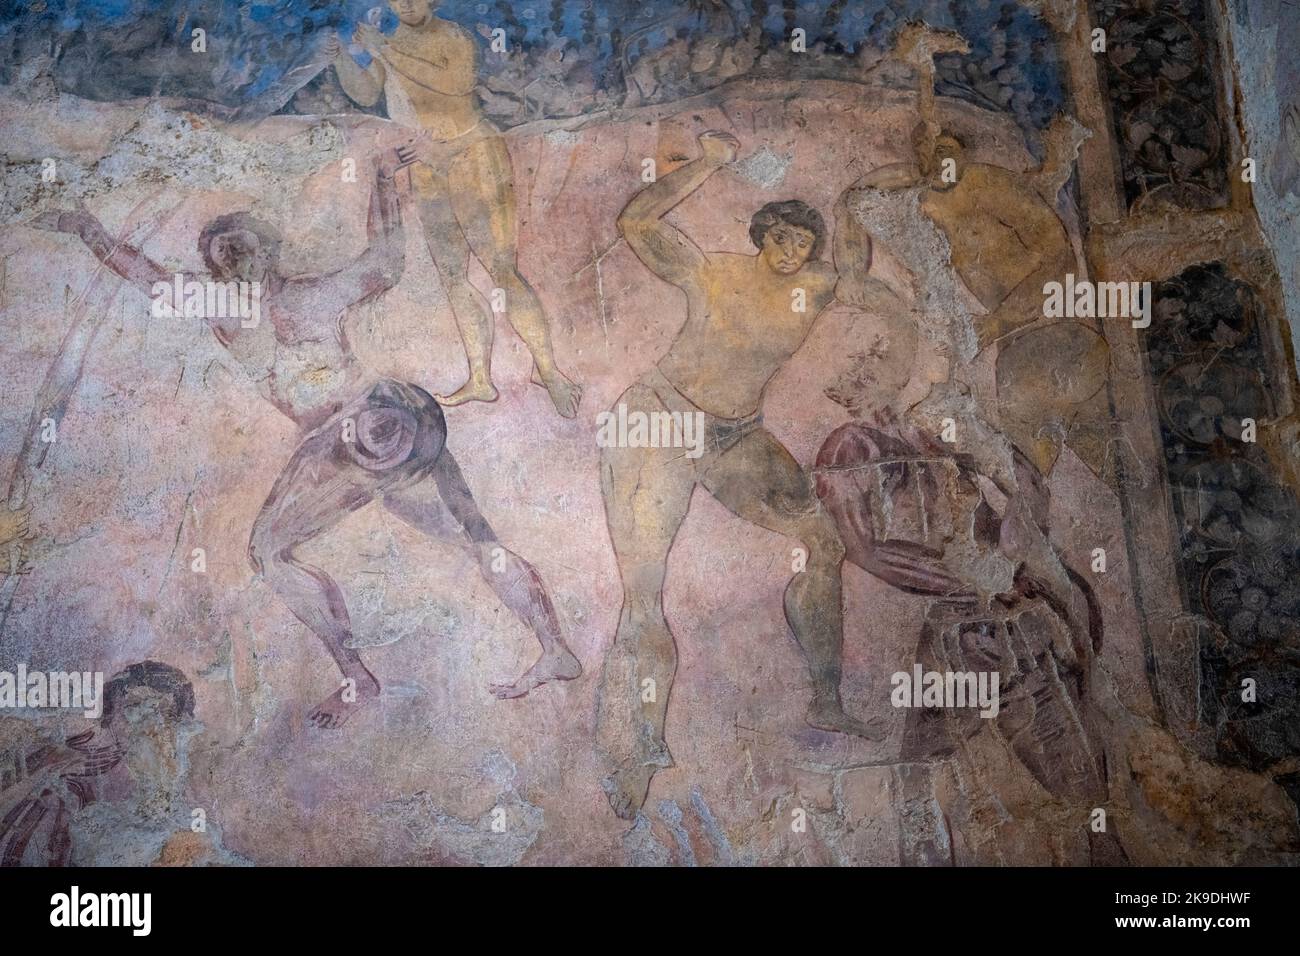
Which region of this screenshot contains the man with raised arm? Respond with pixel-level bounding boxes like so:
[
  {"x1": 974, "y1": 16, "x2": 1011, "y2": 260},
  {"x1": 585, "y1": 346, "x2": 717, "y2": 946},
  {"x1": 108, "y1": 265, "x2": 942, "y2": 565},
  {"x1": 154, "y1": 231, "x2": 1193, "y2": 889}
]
[
  {"x1": 31, "y1": 145, "x2": 579, "y2": 730},
  {"x1": 597, "y1": 129, "x2": 905, "y2": 819},
  {"x1": 327, "y1": 0, "x2": 582, "y2": 419}
]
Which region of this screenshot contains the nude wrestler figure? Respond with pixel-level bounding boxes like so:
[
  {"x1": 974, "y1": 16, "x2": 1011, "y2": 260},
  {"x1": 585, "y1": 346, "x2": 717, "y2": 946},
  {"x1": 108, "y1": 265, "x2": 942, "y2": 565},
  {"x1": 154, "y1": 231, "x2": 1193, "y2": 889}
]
[
  {"x1": 328, "y1": 0, "x2": 583, "y2": 418},
  {"x1": 862, "y1": 22, "x2": 1109, "y2": 481},
  {"x1": 32, "y1": 147, "x2": 579, "y2": 729},
  {"x1": 815, "y1": 316, "x2": 1126, "y2": 865}
]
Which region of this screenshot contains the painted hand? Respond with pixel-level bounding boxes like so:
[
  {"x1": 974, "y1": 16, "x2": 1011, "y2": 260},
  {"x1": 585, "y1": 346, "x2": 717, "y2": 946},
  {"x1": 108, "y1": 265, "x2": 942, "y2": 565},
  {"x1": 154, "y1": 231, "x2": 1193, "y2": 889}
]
[
  {"x1": 974, "y1": 315, "x2": 1003, "y2": 352},
  {"x1": 409, "y1": 128, "x2": 444, "y2": 167},
  {"x1": 352, "y1": 22, "x2": 384, "y2": 55},
  {"x1": 698, "y1": 129, "x2": 740, "y2": 166},
  {"x1": 379, "y1": 142, "x2": 421, "y2": 178},
  {"x1": 27, "y1": 205, "x2": 97, "y2": 237}
]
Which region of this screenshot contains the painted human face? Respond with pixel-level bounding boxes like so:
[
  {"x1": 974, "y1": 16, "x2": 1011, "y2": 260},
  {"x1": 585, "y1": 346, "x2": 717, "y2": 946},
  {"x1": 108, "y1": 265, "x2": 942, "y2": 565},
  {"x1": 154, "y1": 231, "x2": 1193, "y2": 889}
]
[
  {"x1": 760, "y1": 221, "x2": 816, "y2": 275},
  {"x1": 109, "y1": 685, "x2": 198, "y2": 819},
  {"x1": 389, "y1": 0, "x2": 434, "y2": 26},
  {"x1": 208, "y1": 229, "x2": 269, "y2": 282}
]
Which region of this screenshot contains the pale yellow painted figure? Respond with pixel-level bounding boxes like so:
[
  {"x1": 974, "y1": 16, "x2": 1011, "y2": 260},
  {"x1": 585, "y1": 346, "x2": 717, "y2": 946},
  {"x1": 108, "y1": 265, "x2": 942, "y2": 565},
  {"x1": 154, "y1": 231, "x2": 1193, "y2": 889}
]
[
  {"x1": 864, "y1": 133, "x2": 1110, "y2": 482},
  {"x1": 597, "y1": 130, "x2": 902, "y2": 819},
  {"x1": 866, "y1": 23, "x2": 1110, "y2": 481},
  {"x1": 329, "y1": 0, "x2": 582, "y2": 418}
]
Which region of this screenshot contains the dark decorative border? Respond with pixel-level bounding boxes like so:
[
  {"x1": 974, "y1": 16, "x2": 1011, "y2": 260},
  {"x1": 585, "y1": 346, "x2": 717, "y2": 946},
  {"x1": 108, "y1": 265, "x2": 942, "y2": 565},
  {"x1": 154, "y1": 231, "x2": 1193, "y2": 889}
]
[
  {"x1": 1143, "y1": 264, "x2": 1300, "y2": 778},
  {"x1": 1090, "y1": 0, "x2": 1230, "y2": 210}
]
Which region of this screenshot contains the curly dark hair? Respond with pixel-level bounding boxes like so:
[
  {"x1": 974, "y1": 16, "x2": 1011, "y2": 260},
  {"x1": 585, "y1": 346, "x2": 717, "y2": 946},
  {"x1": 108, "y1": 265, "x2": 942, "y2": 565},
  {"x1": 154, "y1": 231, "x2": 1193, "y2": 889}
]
[
  {"x1": 197, "y1": 212, "x2": 283, "y2": 276},
  {"x1": 749, "y1": 200, "x2": 827, "y2": 260},
  {"x1": 911, "y1": 122, "x2": 967, "y2": 155},
  {"x1": 100, "y1": 661, "x2": 195, "y2": 728}
]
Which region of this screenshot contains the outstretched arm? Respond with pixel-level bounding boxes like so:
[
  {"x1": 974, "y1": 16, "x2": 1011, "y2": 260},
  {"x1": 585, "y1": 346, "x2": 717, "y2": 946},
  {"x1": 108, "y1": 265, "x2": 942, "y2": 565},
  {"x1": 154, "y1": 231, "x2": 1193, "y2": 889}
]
[
  {"x1": 32, "y1": 210, "x2": 177, "y2": 311},
  {"x1": 13, "y1": 201, "x2": 179, "y2": 555},
  {"x1": 283, "y1": 147, "x2": 414, "y2": 315},
  {"x1": 616, "y1": 130, "x2": 737, "y2": 291}
]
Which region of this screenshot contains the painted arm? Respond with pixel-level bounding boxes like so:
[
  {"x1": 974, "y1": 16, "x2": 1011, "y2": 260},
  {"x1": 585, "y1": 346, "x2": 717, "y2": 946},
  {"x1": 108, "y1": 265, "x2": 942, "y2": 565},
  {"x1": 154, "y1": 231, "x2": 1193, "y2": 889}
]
[
  {"x1": 287, "y1": 149, "x2": 412, "y2": 315},
  {"x1": 378, "y1": 28, "x2": 478, "y2": 97},
  {"x1": 617, "y1": 130, "x2": 737, "y2": 291},
  {"x1": 832, "y1": 185, "x2": 916, "y2": 313},
  {"x1": 891, "y1": 24, "x2": 969, "y2": 167},
  {"x1": 34, "y1": 210, "x2": 176, "y2": 309},
  {"x1": 16, "y1": 209, "x2": 180, "y2": 503},
  {"x1": 328, "y1": 31, "x2": 386, "y2": 108},
  {"x1": 855, "y1": 162, "x2": 922, "y2": 191},
  {"x1": 7, "y1": 204, "x2": 180, "y2": 577},
  {"x1": 6, "y1": 213, "x2": 156, "y2": 511}
]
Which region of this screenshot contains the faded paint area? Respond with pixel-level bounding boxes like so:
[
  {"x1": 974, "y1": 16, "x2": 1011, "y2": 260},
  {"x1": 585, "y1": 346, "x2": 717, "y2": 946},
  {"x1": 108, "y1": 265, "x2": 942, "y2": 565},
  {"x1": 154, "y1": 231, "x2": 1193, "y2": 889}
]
[{"x1": 0, "y1": 1, "x2": 1297, "y2": 867}]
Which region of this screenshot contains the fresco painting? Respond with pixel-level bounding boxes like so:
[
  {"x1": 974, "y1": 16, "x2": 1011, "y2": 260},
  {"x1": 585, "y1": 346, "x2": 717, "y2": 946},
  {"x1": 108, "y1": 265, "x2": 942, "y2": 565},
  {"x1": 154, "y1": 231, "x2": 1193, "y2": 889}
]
[{"x1": 0, "y1": 0, "x2": 1298, "y2": 866}]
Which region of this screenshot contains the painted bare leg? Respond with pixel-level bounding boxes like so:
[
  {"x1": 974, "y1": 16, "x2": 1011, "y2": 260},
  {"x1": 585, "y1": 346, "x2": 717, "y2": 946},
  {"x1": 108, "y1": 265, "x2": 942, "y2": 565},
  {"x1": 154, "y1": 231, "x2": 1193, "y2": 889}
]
[
  {"x1": 447, "y1": 139, "x2": 581, "y2": 418},
  {"x1": 528, "y1": 356, "x2": 583, "y2": 420},
  {"x1": 418, "y1": 201, "x2": 501, "y2": 410},
  {"x1": 704, "y1": 431, "x2": 885, "y2": 740},
  {"x1": 248, "y1": 430, "x2": 381, "y2": 730},
  {"x1": 598, "y1": 600, "x2": 677, "y2": 820},
  {"x1": 434, "y1": 343, "x2": 499, "y2": 411},
  {"x1": 596, "y1": 416, "x2": 693, "y2": 819},
  {"x1": 383, "y1": 449, "x2": 580, "y2": 698},
  {"x1": 786, "y1": 518, "x2": 886, "y2": 738},
  {"x1": 474, "y1": 538, "x2": 582, "y2": 699},
  {"x1": 486, "y1": 255, "x2": 581, "y2": 418}
]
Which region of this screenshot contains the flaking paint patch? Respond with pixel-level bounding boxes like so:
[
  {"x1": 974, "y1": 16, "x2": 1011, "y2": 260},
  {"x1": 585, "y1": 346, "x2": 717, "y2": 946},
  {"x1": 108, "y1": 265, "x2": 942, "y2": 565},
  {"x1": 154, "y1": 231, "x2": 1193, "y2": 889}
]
[{"x1": 731, "y1": 145, "x2": 793, "y2": 190}]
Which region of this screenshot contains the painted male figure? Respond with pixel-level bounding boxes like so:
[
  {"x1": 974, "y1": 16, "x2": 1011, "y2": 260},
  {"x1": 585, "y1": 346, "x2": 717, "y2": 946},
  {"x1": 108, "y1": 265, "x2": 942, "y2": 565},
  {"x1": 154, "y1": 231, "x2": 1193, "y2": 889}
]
[
  {"x1": 815, "y1": 318, "x2": 1125, "y2": 865},
  {"x1": 33, "y1": 147, "x2": 579, "y2": 729},
  {"x1": 1, "y1": 662, "x2": 197, "y2": 866},
  {"x1": 329, "y1": 0, "x2": 582, "y2": 418},
  {"x1": 597, "y1": 130, "x2": 903, "y2": 819}
]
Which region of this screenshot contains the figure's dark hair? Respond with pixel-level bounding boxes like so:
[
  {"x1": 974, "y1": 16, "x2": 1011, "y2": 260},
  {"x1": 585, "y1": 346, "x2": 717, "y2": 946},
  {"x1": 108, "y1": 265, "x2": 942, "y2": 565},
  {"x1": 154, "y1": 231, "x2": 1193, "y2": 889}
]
[
  {"x1": 911, "y1": 122, "x2": 966, "y2": 153},
  {"x1": 101, "y1": 661, "x2": 195, "y2": 728},
  {"x1": 749, "y1": 200, "x2": 827, "y2": 260},
  {"x1": 197, "y1": 212, "x2": 283, "y2": 275}
]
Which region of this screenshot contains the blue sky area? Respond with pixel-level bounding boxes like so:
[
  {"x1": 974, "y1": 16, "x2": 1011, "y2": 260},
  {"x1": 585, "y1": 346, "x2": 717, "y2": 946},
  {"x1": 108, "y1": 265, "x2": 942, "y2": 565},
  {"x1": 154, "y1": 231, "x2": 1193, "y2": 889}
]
[{"x1": 0, "y1": 0, "x2": 1065, "y2": 130}]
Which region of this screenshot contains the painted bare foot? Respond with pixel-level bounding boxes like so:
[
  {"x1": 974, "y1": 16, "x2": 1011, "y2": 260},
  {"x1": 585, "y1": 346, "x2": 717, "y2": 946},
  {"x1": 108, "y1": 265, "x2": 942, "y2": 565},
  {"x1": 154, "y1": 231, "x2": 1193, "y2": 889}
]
[
  {"x1": 308, "y1": 677, "x2": 380, "y2": 731},
  {"x1": 806, "y1": 698, "x2": 889, "y2": 741},
  {"x1": 530, "y1": 365, "x2": 583, "y2": 419},
  {"x1": 601, "y1": 764, "x2": 658, "y2": 821},
  {"x1": 489, "y1": 644, "x2": 582, "y2": 700},
  {"x1": 435, "y1": 375, "x2": 499, "y2": 408}
]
